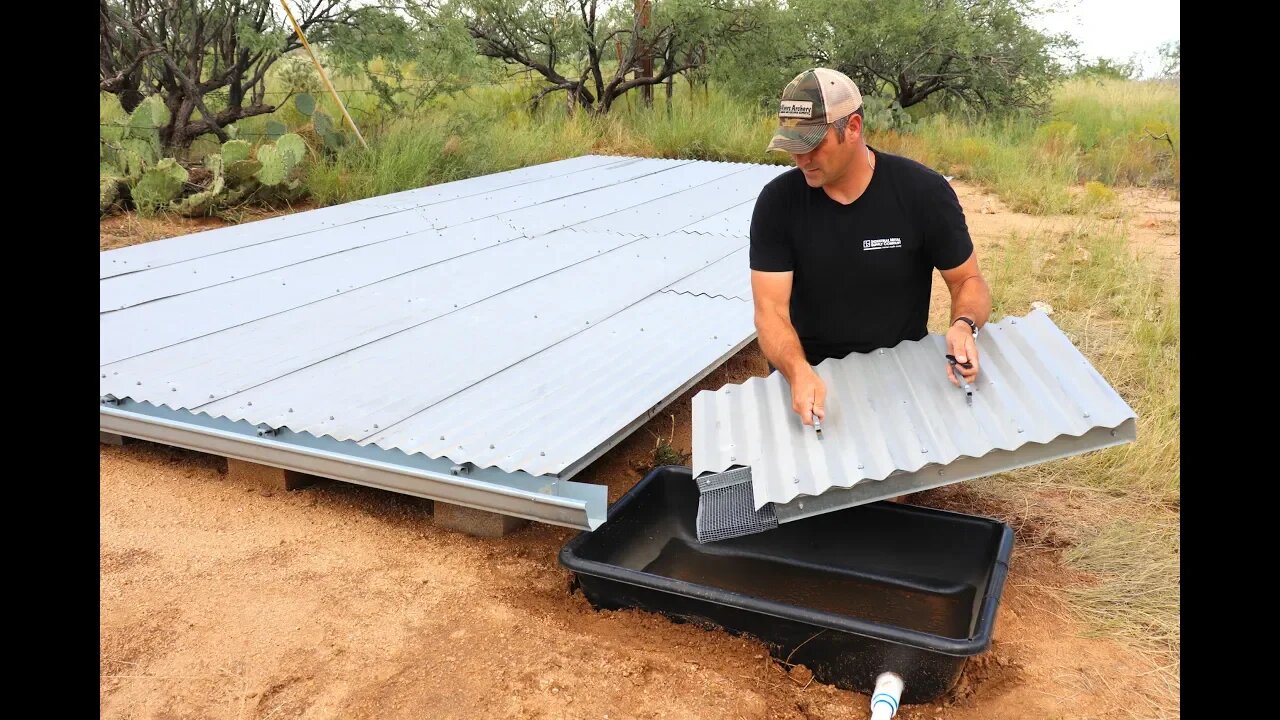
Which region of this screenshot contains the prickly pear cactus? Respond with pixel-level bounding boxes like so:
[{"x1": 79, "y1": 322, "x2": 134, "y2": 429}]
[
  {"x1": 226, "y1": 159, "x2": 263, "y2": 182},
  {"x1": 171, "y1": 173, "x2": 226, "y2": 216},
  {"x1": 312, "y1": 110, "x2": 345, "y2": 149},
  {"x1": 128, "y1": 95, "x2": 170, "y2": 131},
  {"x1": 101, "y1": 177, "x2": 125, "y2": 215},
  {"x1": 295, "y1": 93, "x2": 315, "y2": 117},
  {"x1": 204, "y1": 153, "x2": 225, "y2": 178},
  {"x1": 221, "y1": 139, "x2": 252, "y2": 165},
  {"x1": 276, "y1": 133, "x2": 307, "y2": 169},
  {"x1": 254, "y1": 145, "x2": 287, "y2": 186},
  {"x1": 117, "y1": 138, "x2": 157, "y2": 177},
  {"x1": 265, "y1": 121, "x2": 287, "y2": 140},
  {"x1": 126, "y1": 95, "x2": 168, "y2": 157},
  {"x1": 132, "y1": 158, "x2": 189, "y2": 216}
]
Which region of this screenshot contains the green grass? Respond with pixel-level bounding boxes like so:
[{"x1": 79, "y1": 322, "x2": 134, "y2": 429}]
[
  {"x1": 974, "y1": 218, "x2": 1179, "y2": 702},
  {"x1": 983, "y1": 221, "x2": 1179, "y2": 503},
  {"x1": 872, "y1": 78, "x2": 1179, "y2": 211},
  {"x1": 292, "y1": 76, "x2": 1178, "y2": 215},
  {"x1": 103, "y1": 70, "x2": 1179, "y2": 216}
]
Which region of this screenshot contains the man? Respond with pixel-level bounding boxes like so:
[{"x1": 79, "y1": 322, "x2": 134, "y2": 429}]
[{"x1": 750, "y1": 68, "x2": 992, "y2": 428}]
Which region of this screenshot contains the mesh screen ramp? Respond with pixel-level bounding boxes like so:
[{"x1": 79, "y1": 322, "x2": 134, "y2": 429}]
[{"x1": 695, "y1": 466, "x2": 778, "y2": 543}]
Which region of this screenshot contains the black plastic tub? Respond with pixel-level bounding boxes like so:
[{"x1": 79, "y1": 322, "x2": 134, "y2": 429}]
[{"x1": 559, "y1": 465, "x2": 1014, "y2": 704}]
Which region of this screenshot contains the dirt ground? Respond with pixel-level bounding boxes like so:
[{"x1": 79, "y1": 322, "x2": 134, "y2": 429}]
[{"x1": 100, "y1": 179, "x2": 1179, "y2": 719}]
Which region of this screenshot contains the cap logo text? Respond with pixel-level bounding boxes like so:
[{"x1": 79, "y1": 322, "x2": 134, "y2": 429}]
[{"x1": 779, "y1": 100, "x2": 814, "y2": 118}]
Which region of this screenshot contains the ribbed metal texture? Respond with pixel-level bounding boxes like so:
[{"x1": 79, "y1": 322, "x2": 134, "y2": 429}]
[
  {"x1": 101, "y1": 155, "x2": 787, "y2": 479},
  {"x1": 691, "y1": 310, "x2": 1138, "y2": 510},
  {"x1": 662, "y1": 247, "x2": 752, "y2": 301}
]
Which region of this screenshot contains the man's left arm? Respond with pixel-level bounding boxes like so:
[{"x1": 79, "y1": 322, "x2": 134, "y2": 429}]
[
  {"x1": 924, "y1": 174, "x2": 992, "y2": 387},
  {"x1": 940, "y1": 254, "x2": 991, "y2": 387}
]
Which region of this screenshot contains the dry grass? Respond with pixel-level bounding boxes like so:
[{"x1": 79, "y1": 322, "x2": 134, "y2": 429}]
[{"x1": 952, "y1": 211, "x2": 1179, "y2": 707}]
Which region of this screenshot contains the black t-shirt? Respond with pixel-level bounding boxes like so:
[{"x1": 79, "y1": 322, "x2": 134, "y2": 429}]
[{"x1": 749, "y1": 147, "x2": 973, "y2": 365}]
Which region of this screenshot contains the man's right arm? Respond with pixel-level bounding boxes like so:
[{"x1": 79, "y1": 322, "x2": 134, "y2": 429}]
[
  {"x1": 752, "y1": 271, "x2": 806, "y2": 379},
  {"x1": 749, "y1": 177, "x2": 827, "y2": 426},
  {"x1": 752, "y1": 271, "x2": 826, "y2": 425}
]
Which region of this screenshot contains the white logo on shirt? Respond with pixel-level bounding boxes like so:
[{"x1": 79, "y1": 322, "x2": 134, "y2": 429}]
[{"x1": 863, "y1": 237, "x2": 902, "y2": 251}]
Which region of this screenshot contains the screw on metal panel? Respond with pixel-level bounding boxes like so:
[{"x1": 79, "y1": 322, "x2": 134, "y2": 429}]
[
  {"x1": 798, "y1": 502, "x2": 805, "y2": 509},
  {"x1": 857, "y1": 463, "x2": 864, "y2": 469},
  {"x1": 921, "y1": 448, "x2": 928, "y2": 453},
  {"x1": 540, "y1": 451, "x2": 545, "y2": 456},
  {"x1": 137, "y1": 381, "x2": 142, "y2": 385},
  {"x1": 330, "y1": 416, "x2": 335, "y2": 420},
  {"x1": 938, "y1": 469, "x2": 945, "y2": 476},
  {"x1": 1017, "y1": 427, "x2": 1023, "y2": 433},
  {"x1": 1083, "y1": 412, "x2": 1090, "y2": 418},
  {"x1": 1110, "y1": 430, "x2": 1116, "y2": 437},
  {"x1": 209, "y1": 394, "x2": 215, "y2": 399},
  {"x1": 490, "y1": 444, "x2": 495, "y2": 449}
]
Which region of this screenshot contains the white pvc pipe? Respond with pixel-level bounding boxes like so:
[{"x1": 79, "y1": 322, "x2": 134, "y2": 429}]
[{"x1": 869, "y1": 672, "x2": 904, "y2": 720}]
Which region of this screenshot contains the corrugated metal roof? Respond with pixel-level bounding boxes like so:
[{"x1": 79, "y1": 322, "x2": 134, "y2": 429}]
[
  {"x1": 99, "y1": 154, "x2": 627, "y2": 280},
  {"x1": 101, "y1": 155, "x2": 789, "y2": 495},
  {"x1": 691, "y1": 310, "x2": 1138, "y2": 513},
  {"x1": 662, "y1": 247, "x2": 752, "y2": 301}
]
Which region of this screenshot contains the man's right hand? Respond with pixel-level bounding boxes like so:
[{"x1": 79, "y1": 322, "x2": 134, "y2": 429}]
[{"x1": 790, "y1": 366, "x2": 827, "y2": 427}]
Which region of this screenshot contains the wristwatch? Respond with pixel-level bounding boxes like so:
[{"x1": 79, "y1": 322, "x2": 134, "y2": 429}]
[{"x1": 952, "y1": 316, "x2": 979, "y2": 337}]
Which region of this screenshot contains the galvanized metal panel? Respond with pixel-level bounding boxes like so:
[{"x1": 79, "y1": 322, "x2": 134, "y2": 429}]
[
  {"x1": 100, "y1": 155, "x2": 792, "y2": 524},
  {"x1": 691, "y1": 310, "x2": 1137, "y2": 511},
  {"x1": 100, "y1": 162, "x2": 745, "y2": 365},
  {"x1": 103, "y1": 230, "x2": 746, "y2": 464},
  {"x1": 99, "y1": 154, "x2": 624, "y2": 280},
  {"x1": 355, "y1": 154, "x2": 634, "y2": 210},
  {"x1": 369, "y1": 291, "x2": 756, "y2": 476},
  {"x1": 100, "y1": 217, "x2": 521, "y2": 364},
  {"x1": 677, "y1": 198, "x2": 759, "y2": 237},
  {"x1": 101, "y1": 401, "x2": 608, "y2": 530},
  {"x1": 770, "y1": 421, "x2": 1135, "y2": 523},
  {"x1": 100, "y1": 157, "x2": 692, "y2": 311},
  {"x1": 662, "y1": 247, "x2": 751, "y2": 301},
  {"x1": 188, "y1": 231, "x2": 743, "y2": 444},
  {"x1": 498, "y1": 160, "x2": 743, "y2": 238},
  {"x1": 101, "y1": 228, "x2": 644, "y2": 396},
  {"x1": 571, "y1": 164, "x2": 788, "y2": 236}
]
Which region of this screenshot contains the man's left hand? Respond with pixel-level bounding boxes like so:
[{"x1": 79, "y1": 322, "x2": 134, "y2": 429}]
[{"x1": 945, "y1": 323, "x2": 980, "y2": 387}]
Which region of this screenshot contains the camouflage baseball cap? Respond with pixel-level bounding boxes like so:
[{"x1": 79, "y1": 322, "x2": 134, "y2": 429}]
[{"x1": 766, "y1": 68, "x2": 863, "y2": 154}]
